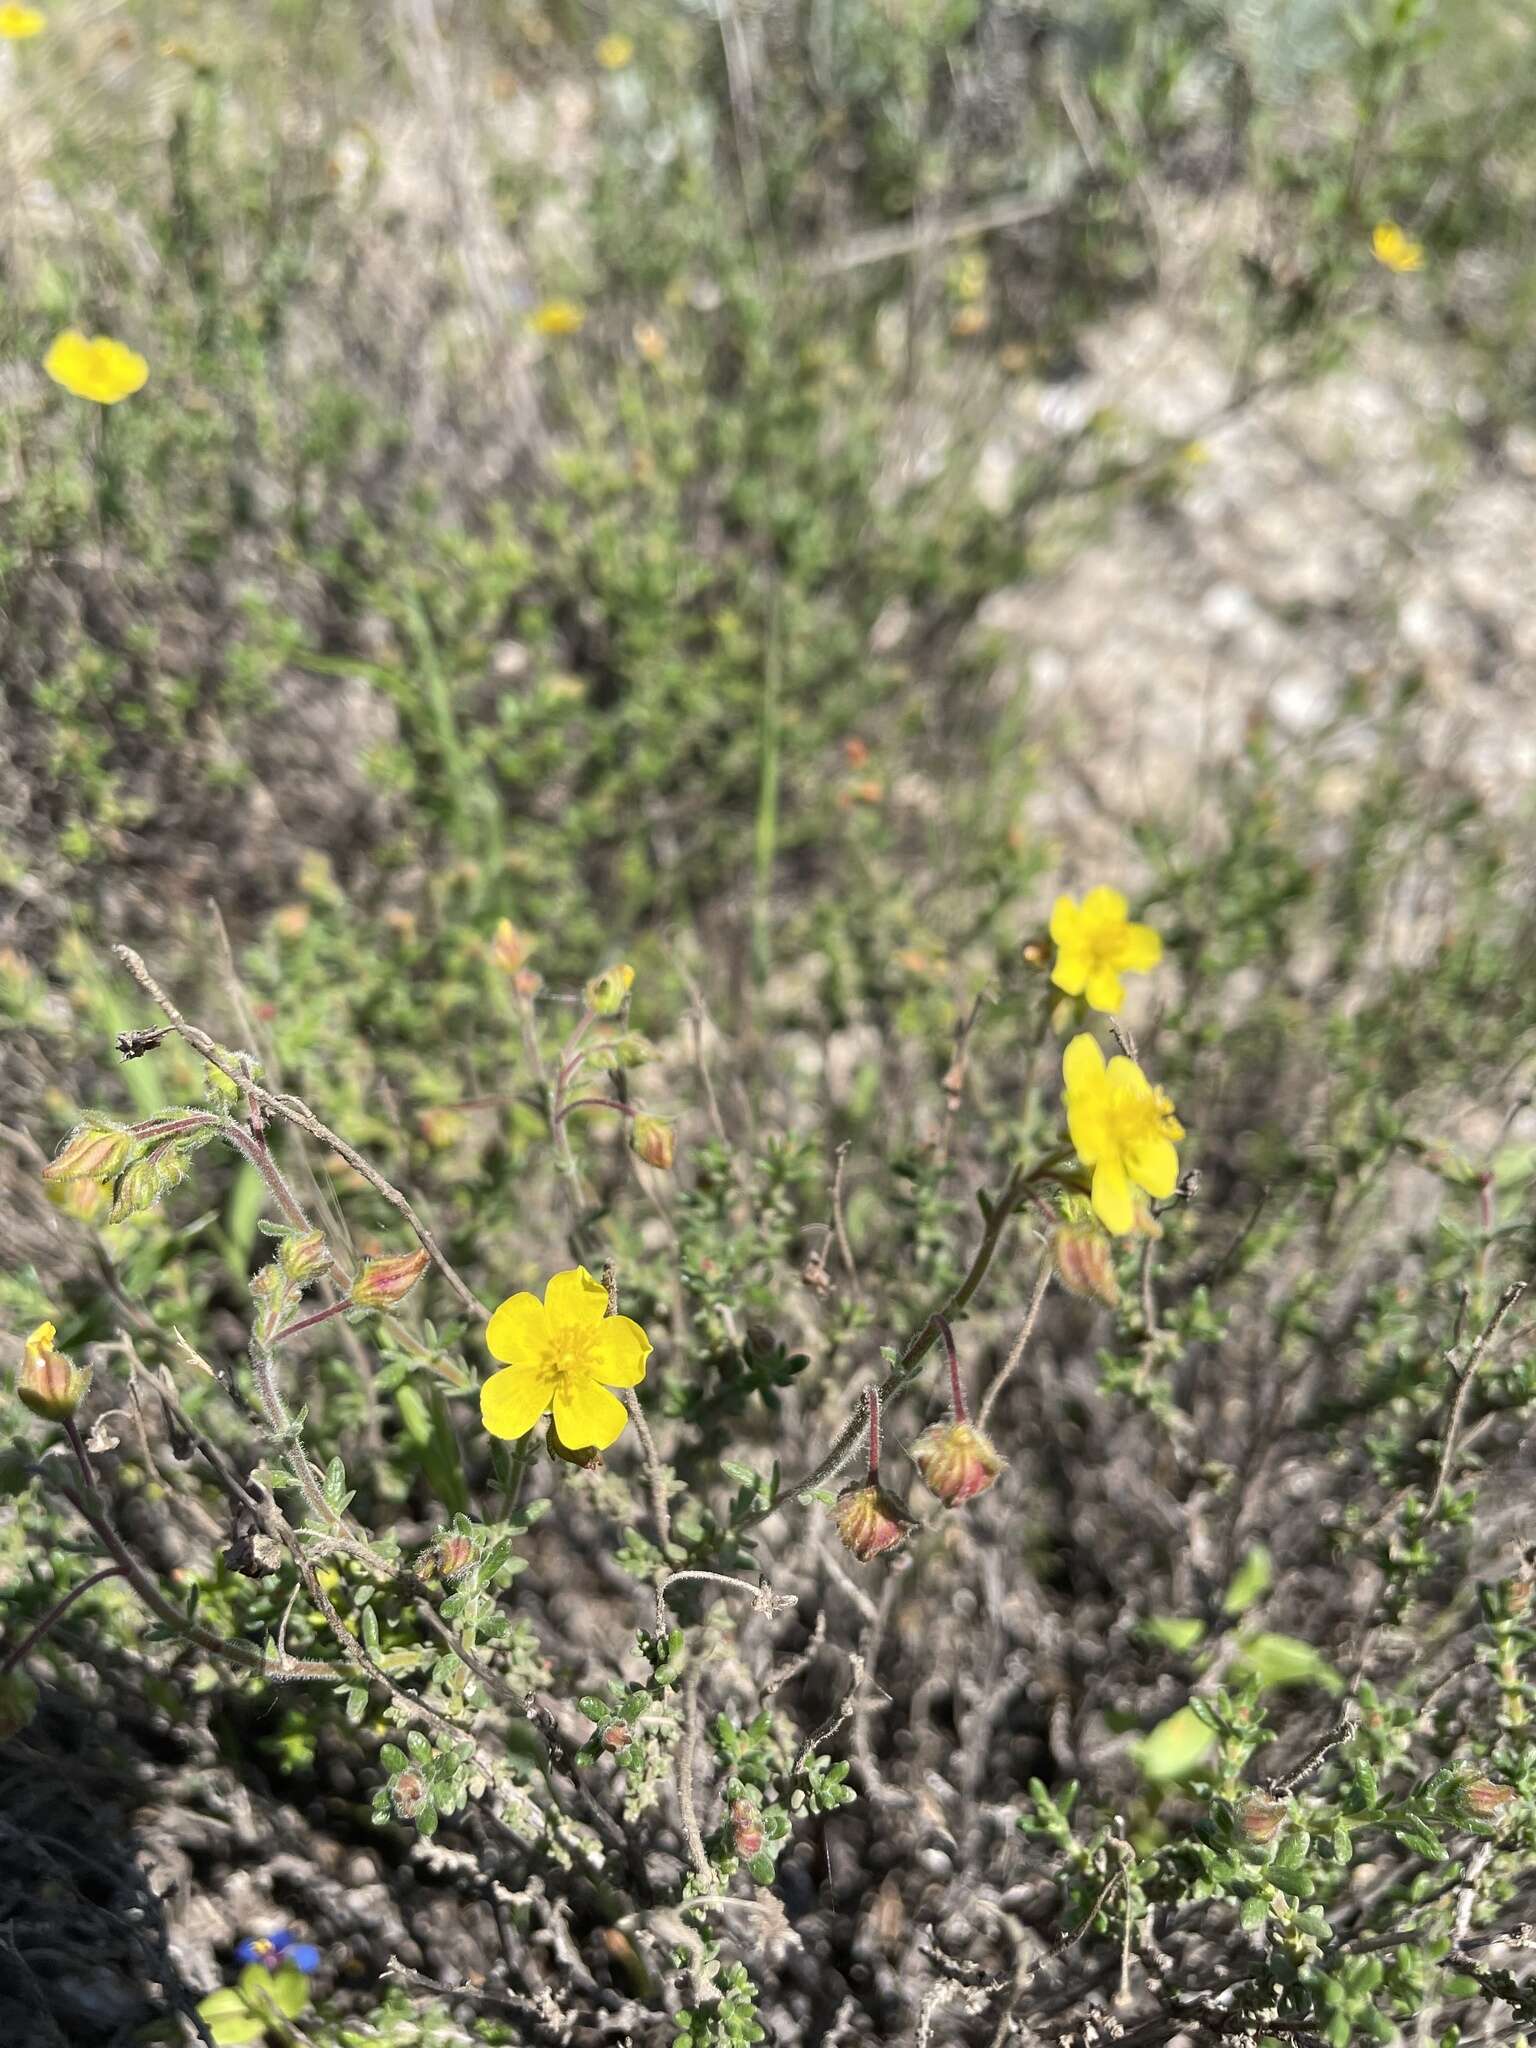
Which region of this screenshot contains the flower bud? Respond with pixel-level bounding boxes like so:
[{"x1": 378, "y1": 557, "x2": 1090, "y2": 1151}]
[
  {"x1": 585, "y1": 962, "x2": 635, "y2": 1017},
  {"x1": 601, "y1": 1721, "x2": 631, "y2": 1753},
  {"x1": 605, "y1": 1033, "x2": 655, "y2": 1070},
  {"x1": 629, "y1": 1114, "x2": 676, "y2": 1171},
  {"x1": 279, "y1": 1230, "x2": 332, "y2": 1286},
  {"x1": 41, "y1": 1120, "x2": 134, "y2": 1186},
  {"x1": 429, "y1": 1534, "x2": 474, "y2": 1581},
  {"x1": 491, "y1": 918, "x2": 536, "y2": 976},
  {"x1": 833, "y1": 1482, "x2": 915, "y2": 1563},
  {"x1": 1236, "y1": 1792, "x2": 1286, "y2": 1845},
  {"x1": 913, "y1": 1420, "x2": 1005, "y2": 1508},
  {"x1": 730, "y1": 1798, "x2": 765, "y2": 1859},
  {"x1": 1459, "y1": 1775, "x2": 1517, "y2": 1823},
  {"x1": 391, "y1": 1769, "x2": 427, "y2": 1820},
  {"x1": 1052, "y1": 1216, "x2": 1120, "y2": 1308},
  {"x1": 46, "y1": 1178, "x2": 113, "y2": 1225},
  {"x1": 17, "y1": 1322, "x2": 91, "y2": 1422},
  {"x1": 349, "y1": 1249, "x2": 430, "y2": 1312}
]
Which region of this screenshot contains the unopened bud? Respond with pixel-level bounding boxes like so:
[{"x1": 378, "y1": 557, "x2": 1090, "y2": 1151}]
[
  {"x1": 491, "y1": 918, "x2": 536, "y2": 976},
  {"x1": 430, "y1": 1534, "x2": 474, "y2": 1581},
  {"x1": 629, "y1": 1114, "x2": 676, "y2": 1170},
  {"x1": 391, "y1": 1769, "x2": 427, "y2": 1819},
  {"x1": 833, "y1": 1481, "x2": 915, "y2": 1563},
  {"x1": 585, "y1": 962, "x2": 635, "y2": 1016},
  {"x1": 17, "y1": 1322, "x2": 92, "y2": 1422},
  {"x1": 602, "y1": 1722, "x2": 630, "y2": 1753},
  {"x1": 1236, "y1": 1792, "x2": 1286, "y2": 1845},
  {"x1": 1460, "y1": 1775, "x2": 1517, "y2": 1823},
  {"x1": 913, "y1": 1420, "x2": 1005, "y2": 1508},
  {"x1": 605, "y1": 1033, "x2": 655, "y2": 1070},
  {"x1": 46, "y1": 1178, "x2": 113, "y2": 1225},
  {"x1": 1052, "y1": 1216, "x2": 1120, "y2": 1308},
  {"x1": 41, "y1": 1121, "x2": 134, "y2": 1186},
  {"x1": 350, "y1": 1249, "x2": 430, "y2": 1311},
  {"x1": 730, "y1": 1798, "x2": 765, "y2": 1859},
  {"x1": 279, "y1": 1230, "x2": 332, "y2": 1285}
]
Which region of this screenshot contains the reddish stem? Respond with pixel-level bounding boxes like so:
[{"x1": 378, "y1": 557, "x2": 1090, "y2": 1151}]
[
  {"x1": 0, "y1": 1564, "x2": 123, "y2": 1678},
  {"x1": 63, "y1": 1414, "x2": 97, "y2": 1492},
  {"x1": 279, "y1": 1301, "x2": 351, "y2": 1344},
  {"x1": 555, "y1": 1095, "x2": 637, "y2": 1128},
  {"x1": 866, "y1": 1386, "x2": 882, "y2": 1483},
  {"x1": 934, "y1": 1314, "x2": 966, "y2": 1423}
]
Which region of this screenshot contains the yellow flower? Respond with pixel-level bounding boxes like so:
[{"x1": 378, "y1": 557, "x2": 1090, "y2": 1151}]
[
  {"x1": 1049, "y1": 886, "x2": 1162, "y2": 1012},
  {"x1": 43, "y1": 330, "x2": 149, "y2": 405},
  {"x1": 1062, "y1": 1033, "x2": 1183, "y2": 1237},
  {"x1": 1372, "y1": 221, "x2": 1423, "y2": 274},
  {"x1": 528, "y1": 298, "x2": 585, "y2": 338},
  {"x1": 595, "y1": 32, "x2": 634, "y2": 70},
  {"x1": 0, "y1": 5, "x2": 44, "y2": 38},
  {"x1": 481, "y1": 1266, "x2": 651, "y2": 1451}
]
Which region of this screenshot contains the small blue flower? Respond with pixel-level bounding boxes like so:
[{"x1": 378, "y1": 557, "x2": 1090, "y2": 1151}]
[{"x1": 235, "y1": 1929, "x2": 320, "y2": 1973}]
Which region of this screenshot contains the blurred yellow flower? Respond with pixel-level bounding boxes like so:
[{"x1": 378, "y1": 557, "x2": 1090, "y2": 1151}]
[
  {"x1": 1049, "y1": 886, "x2": 1161, "y2": 1013},
  {"x1": 481, "y1": 1266, "x2": 650, "y2": 1451},
  {"x1": 595, "y1": 32, "x2": 634, "y2": 70},
  {"x1": 43, "y1": 330, "x2": 149, "y2": 404},
  {"x1": 0, "y1": 5, "x2": 45, "y2": 38},
  {"x1": 633, "y1": 320, "x2": 667, "y2": 363},
  {"x1": 1371, "y1": 221, "x2": 1423, "y2": 273},
  {"x1": 529, "y1": 298, "x2": 585, "y2": 338},
  {"x1": 1062, "y1": 1033, "x2": 1183, "y2": 1237}
]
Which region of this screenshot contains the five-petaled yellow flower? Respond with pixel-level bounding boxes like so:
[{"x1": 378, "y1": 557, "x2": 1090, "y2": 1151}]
[
  {"x1": 595, "y1": 33, "x2": 634, "y2": 70},
  {"x1": 1372, "y1": 222, "x2": 1423, "y2": 274},
  {"x1": 0, "y1": 5, "x2": 45, "y2": 38},
  {"x1": 44, "y1": 330, "x2": 149, "y2": 405},
  {"x1": 1049, "y1": 886, "x2": 1162, "y2": 1013},
  {"x1": 1062, "y1": 1033, "x2": 1183, "y2": 1236},
  {"x1": 528, "y1": 298, "x2": 585, "y2": 338},
  {"x1": 481, "y1": 1266, "x2": 651, "y2": 1451}
]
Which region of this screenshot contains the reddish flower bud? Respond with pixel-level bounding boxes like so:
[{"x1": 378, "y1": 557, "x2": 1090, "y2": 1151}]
[
  {"x1": 17, "y1": 1322, "x2": 91, "y2": 1421},
  {"x1": 913, "y1": 1419, "x2": 1005, "y2": 1508},
  {"x1": 1460, "y1": 1775, "x2": 1517, "y2": 1823},
  {"x1": 41, "y1": 1121, "x2": 134, "y2": 1186},
  {"x1": 601, "y1": 1722, "x2": 630, "y2": 1753},
  {"x1": 731, "y1": 1798, "x2": 765, "y2": 1859},
  {"x1": 629, "y1": 1114, "x2": 676, "y2": 1170},
  {"x1": 833, "y1": 1482, "x2": 915, "y2": 1563},
  {"x1": 350, "y1": 1249, "x2": 430, "y2": 1312},
  {"x1": 491, "y1": 918, "x2": 536, "y2": 976},
  {"x1": 1052, "y1": 1215, "x2": 1120, "y2": 1308},
  {"x1": 391, "y1": 1770, "x2": 427, "y2": 1819},
  {"x1": 430, "y1": 1534, "x2": 474, "y2": 1581},
  {"x1": 1236, "y1": 1792, "x2": 1286, "y2": 1845}
]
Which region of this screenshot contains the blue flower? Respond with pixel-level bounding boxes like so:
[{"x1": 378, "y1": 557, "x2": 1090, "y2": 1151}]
[{"x1": 235, "y1": 1929, "x2": 320, "y2": 1973}]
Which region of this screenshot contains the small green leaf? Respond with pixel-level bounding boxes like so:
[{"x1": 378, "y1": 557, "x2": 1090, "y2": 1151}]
[
  {"x1": 1222, "y1": 1545, "x2": 1274, "y2": 1617},
  {"x1": 1134, "y1": 1706, "x2": 1215, "y2": 1784},
  {"x1": 1236, "y1": 1632, "x2": 1342, "y2": 1694},
  {"x1": 196, "y1": 1988, "x2": 265, "y2": 2046},
  {"x1": 1140, "y1": 1615, "x2": 1207, "y2": 1654}
]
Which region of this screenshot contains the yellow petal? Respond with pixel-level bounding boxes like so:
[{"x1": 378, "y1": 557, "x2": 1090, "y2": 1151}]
[
  {"x1": 1067, "y1": 1096, "x2": 1106, "y2": 1164},
  {"x1": 594, "y1": 1316, "x2": 651, "y2": 1388},
  {"x1": 1106, "y1": 1054, "x2": 1150, "y2": 1097},
  {"x1": 1051, "y1": 947, "x2": 1090, "y2": 997},
  {"x1": 1048, "y1": 895, "x2": 1081, "y2": 945},
  {"x1": 1081, "y1": 885, "x2": 1128, "y2": 928},
  {"x1": 481, "y1": 1365, "x2": 552, "y2": 1440},
  {"x1": 1116, "y1": 922, "x2": 1162, "y2": 971},
  {"x1": 544, "y1": 1266, "x2": 609, "y2": 1328},
  {"x1": 1062, "y1": 1033, "x2": 1105, "y2": 1096},
  {"x1": 553, "y1": 1378, "x2": 629, "y2": 1450},
  {"x1": 485, "y1": 1290, "x2": 549, "y2": 1365},
  {"x1": 1084, "y1": 966, "x2": 1123, "y2": 1013},
  {"x1": 1126, "y1": 1135, "x2": 1179, "y2": 1201},
  {"x1": 1091, "y1": 1158, "x2": 1135, "y2": 1236}
]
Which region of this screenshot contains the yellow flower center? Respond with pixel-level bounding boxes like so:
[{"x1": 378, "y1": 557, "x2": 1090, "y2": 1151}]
[
  {"x1": 1106, "y1": 1075, "x2": 1179, "y2": 1151},
  {"x1": 539, "y1": 1322, "x2": 599, "y2": 1399}
]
